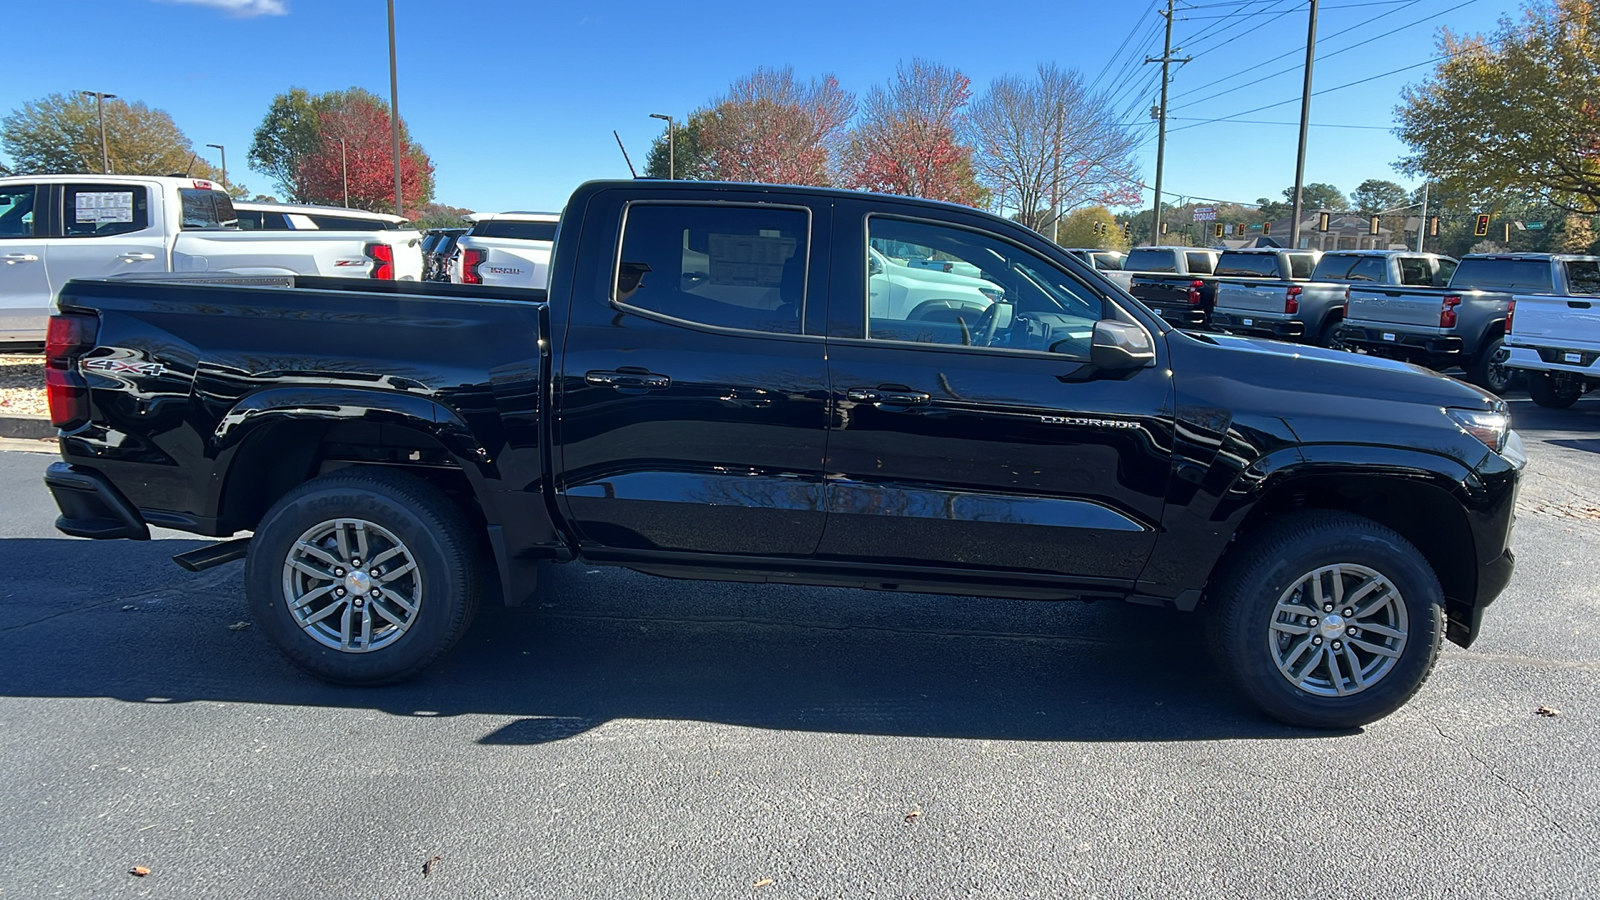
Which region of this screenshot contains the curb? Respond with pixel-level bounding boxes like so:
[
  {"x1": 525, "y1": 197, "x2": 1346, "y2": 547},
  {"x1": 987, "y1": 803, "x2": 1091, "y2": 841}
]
[{"x1": 0, "y1": 415, "x2": 55, "y2": 441}]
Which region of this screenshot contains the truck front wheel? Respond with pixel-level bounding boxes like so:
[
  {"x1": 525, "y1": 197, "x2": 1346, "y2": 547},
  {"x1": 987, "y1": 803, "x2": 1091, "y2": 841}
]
[
  {"x1": 246, "y1": 468, "x2": 481, "y2": 685},
  {"x1": 1208, "y1": 511, "x2": 1443, "y2": 729},
  {"x1": 1527, "y1": 372, "x2": 1583, "y2": 409}
]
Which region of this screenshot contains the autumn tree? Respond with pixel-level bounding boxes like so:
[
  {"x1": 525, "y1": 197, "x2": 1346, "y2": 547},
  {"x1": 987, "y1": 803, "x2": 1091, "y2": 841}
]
[
  {"x1": 1350, "y1": 179, "x2": 1410, "y2": 215},
  {"x1": 838, "y1": 59, "x2": 986, "y2": 206},
  {"x1": 411, "y1": 202, "x2": 474, "y2": 230},
  {"x1": 295, "y1": 91, "x2": 434, "y2": 214},
  {"x1": 965, "y1": 64, "x2": 1141, "y2": 233},
  {"x1": 696, "y1": 67, "x2": 855, "y2": 186},
  {"x1": 1396, "y1": 0, "x2": 1600, "y2": 213},
  {"x1": 1, "y1": 92, "x2": 227, "y2": 183},
  {"x1": 1054, "y1": 206, "x2": 1127, "y2": 250}
]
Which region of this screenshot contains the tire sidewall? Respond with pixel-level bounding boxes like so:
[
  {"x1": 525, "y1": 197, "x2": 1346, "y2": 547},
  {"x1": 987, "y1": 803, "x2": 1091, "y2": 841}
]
[
  {"x1": 247, "y1": 479, "x2": 465, "y2": 684},
  {"x1": 1224, "y1": 527, "x2": 1443, "y2": 728}
]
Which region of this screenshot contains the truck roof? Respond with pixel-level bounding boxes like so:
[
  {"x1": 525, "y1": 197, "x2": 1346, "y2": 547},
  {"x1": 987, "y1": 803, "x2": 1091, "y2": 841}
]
[
  {"x1": 1317, "y1": 249, "x2": 1455, "y2": 258},
  {"x1": 233, "y1": 201, "x2": 409, "y2": 225},
  {"x1": 0, "y1": 173, "x2": 226, "y2": 192},
  {"x1": 466, "y1": 211, "x2": 560, "y2": 223}
]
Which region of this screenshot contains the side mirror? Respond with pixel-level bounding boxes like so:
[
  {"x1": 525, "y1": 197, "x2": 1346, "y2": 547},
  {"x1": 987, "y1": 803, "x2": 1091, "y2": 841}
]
[
  {"x1": 1091, "y1": 320, "x2": 1156, "y2": 370},
  {"x1": 868, "y1": 255, "x2": 883, "y2": 276}
]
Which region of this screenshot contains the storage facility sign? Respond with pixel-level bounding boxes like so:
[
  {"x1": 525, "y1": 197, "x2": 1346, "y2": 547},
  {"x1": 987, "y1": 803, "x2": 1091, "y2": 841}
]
[{"x1": 1193, "y1": 207, "x2": 1217, "y2": 222}]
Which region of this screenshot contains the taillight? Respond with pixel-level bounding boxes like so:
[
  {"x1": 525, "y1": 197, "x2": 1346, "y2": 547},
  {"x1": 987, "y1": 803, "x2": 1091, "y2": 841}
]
[
  {"x1": 461, "y1": 248, "x2": 487, "y2": 285},
  {"x1": 1505, "y1": 299, "x2": 1516, "y2": 334},
  {"x1": 1439, "y1": 294, "x2": 1462, "y2": 329},
  {"x1": 1187, "y1": 279, "x2": 1205, "y2": 306},
  {"x1": 45, "y1": 314, "x2": 99, "y2": 430},
  {"x1": 1285, "y1": 285, "x2": 1302, "y2": 315},
  {"x1": 364, "y1": 241, "x2": 394, "y2": 280}
]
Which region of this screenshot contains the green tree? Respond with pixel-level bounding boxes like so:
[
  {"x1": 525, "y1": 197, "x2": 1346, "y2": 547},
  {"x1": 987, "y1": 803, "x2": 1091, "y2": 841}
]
[
  {"x1": 1293, "y1": 182, "x2": 1348, "y2": 211},
  {"x1": 1396, "y1": 0, "x2": 1600, "y2": 213},
  {"x1": 412, "y1": 202, "x2": 474, "y2": 230},
  {"x1": 1054, "y1": 206, "x2": 1128, "y2": 250},
  {"x1": 248, "y1": 88, "x2": 323, "y2": 200},
  {"x1": 1, "y1": 92, "x2": 226, "y2": 182},
  {"x1": 644, "y1": 110, "x2": 711, "y2": 180},
  {"x1": 1350, "y1": 179, "x2": 1410, "y2": 215},
  {"x1": 1557, "y1": 213, "x2": 1597, "y2": 252},
  {"x1": 249, "y1": 87, "x2": 431, "y2": 207}
]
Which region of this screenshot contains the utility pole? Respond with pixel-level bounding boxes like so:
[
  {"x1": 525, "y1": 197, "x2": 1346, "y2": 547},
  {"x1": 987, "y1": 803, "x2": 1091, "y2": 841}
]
[
  {"x1": 1416, "y1": 181, "x2": 1429, "y2": 253},
  {"x1": 1145, "y1": 0, "x2": 1190, "y2": 247},
  {"x1": 387, "y1": 0, "x2": 403, "y2": 217},
  {"x1": 1288, "y1": 0, "x2": 1320, "y2": 250},
  {"x1": 80, "y1": 91, "x2": 116, "y2": 174}
]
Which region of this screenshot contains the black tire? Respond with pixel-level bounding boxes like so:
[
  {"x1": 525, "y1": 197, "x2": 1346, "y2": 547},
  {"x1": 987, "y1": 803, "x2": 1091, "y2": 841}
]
[
  {"x1": 1527, "y1": 372, "x2": 1582, "y2": 409},
  {"x1": 1466, "y1": 336, "x2": 1513, "y2": 394},
  {"x1": 1318, "y1": 318, "x2": 1347, "y2": 351},
  {"x1": 1207, "y1": 511, "x2": 1443, "y2": 729},
  {"x1": 246, "y1": 468, "x2": 482, "y2": 685}
]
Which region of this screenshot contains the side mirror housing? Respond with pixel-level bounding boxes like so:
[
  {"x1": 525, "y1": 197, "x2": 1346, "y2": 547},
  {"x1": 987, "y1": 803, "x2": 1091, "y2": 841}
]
[{"x1": 1091, "y1": 319, "x2": 1156, "y2": 370}]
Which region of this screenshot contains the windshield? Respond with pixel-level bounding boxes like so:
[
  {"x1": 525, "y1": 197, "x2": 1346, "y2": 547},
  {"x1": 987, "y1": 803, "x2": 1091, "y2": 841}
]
[{"x1": 1450, "y1": 258, "x2": 1554, "y2": 292}]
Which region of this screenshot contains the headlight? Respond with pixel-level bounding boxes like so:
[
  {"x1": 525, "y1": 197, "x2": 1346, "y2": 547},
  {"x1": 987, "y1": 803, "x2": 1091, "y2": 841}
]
[{"x1": 1445, "y1": 407, "x2": 1510, "y2": 452}]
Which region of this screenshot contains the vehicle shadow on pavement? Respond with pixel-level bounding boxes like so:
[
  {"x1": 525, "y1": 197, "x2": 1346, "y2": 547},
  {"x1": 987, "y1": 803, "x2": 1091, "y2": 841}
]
[{"x1": 0, "y1": 539, "x2": 1340, "y2": 744}]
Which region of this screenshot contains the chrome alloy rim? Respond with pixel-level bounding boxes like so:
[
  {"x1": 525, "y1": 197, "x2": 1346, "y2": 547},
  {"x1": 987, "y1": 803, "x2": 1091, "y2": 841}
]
[
  {"x1": 1268, "y1": 563, "x2": 1409, "y2": 698},
  {"x1": 281, "y1": 518, "x2": 421, "y2": 653}
]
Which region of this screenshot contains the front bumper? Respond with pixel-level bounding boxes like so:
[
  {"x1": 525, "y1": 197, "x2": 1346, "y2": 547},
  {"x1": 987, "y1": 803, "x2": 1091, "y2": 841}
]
[{"x1": 45, "y1": 462, "x2": 150, "y2": 540}]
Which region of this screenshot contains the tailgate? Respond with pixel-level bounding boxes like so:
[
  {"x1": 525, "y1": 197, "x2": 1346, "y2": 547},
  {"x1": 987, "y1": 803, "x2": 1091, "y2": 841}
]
[
  {"x1": 1130, "y1": 275, "x2": 1195, "y2": 309},
  {"x1": 1345, "y1": 287, "x2": 1444, "y2": 326},
  {"x1": 1511, "y1": 294, "x2": 1600, "y2": 352},
  {"x1": 1215, "y1": 279, "x2": 1286, "y2": 315}
]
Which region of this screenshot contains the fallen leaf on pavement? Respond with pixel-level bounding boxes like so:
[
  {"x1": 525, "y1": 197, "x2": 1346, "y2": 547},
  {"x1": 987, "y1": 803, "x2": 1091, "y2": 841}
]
[
  {"x1": 1536, "y1": 706, "x2": 1561, "y2": 717},
  {"x1": 753, "y1": 878, "x2": 774, "y2": 888},
  {"x1": 129, "y1": 866, "x2": 151, "y2": 877},
  {"x1": 422, "y1": 855, "x2": 442, "y2": 877},
  {"x1": 227, "y1": 621, "x2": 251, "y2": 630},
  {"x1": 905, "y1": 808, "x2": 923, "y2": 823}
]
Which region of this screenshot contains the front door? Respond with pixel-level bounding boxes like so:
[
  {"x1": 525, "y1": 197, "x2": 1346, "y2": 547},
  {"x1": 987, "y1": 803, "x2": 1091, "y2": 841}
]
[
  {"x1": 0, "y1": 183, "x2": 51, "y2": 342},
  {"x1": 554, "y1": 192, "x2": 832, "y2": 559},
  {"x1": 818, "y1": 204, "x2": 1174, "y2": 586}
]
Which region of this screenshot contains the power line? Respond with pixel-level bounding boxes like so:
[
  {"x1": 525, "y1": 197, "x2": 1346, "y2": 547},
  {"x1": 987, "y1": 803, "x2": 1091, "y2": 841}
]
[
  {"x1": 1088, "y1": 1, "x2": 1164, "y2": 95},
  {"x1": 1184, "y1": 0, "x2": 1306, "y2": 61},
  {"x1": 1166, "y1": 117, "x2": 1394, "y2": 128},
  {"x1": 1182, "y1": 0, "x2": 1284, "y2": 48}
]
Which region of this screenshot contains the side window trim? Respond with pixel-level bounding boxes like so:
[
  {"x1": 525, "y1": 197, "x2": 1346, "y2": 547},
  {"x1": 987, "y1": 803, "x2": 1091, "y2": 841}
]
[
  {"x1": 609, "y1": 199, "x2": 816, "y2": 339},
  {"x1": 0, "y1": 184, "x2": 42, "y2": 240},
  {"x1": 58, "y1": 182, "x2": 152, "y2": 239}
]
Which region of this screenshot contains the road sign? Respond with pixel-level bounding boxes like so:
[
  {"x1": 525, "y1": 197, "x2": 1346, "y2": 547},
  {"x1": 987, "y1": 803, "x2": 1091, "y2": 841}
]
[{"x1": 1193, "y1": 207, "x2": 1217, "y2": 222}]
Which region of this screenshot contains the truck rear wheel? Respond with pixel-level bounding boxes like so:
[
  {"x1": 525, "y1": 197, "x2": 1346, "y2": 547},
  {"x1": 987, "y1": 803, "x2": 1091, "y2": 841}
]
[
  {"x1": 1527, "y1": 372, "x2": 1582, "y2": 409},
  {"x1": 1208, "y1": 511, "x2": 1443, "y2": 729},
  {"x1": 246, "y1": 468, "x2": 481, "y2": 685},
  {"x1": 1466, "y1": 336, "x2": 1513, "y2": 394}
]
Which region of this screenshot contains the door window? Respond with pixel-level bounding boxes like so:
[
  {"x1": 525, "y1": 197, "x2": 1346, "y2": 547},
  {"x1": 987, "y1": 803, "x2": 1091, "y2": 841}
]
[
  {"x1": 615, "y1": 204, "x2": 807, "y2": 335},
  {"x1": 0, "y1": 186, "x2": 37, "y2": 238},
  {"x1": 1398, "y1": 257, "x2": 1433, "y2": 286},
  {"x1": 1311, "y1": 255, "x2": 1385, "y2": 282},
  {"x1": 865, "y1": 217, "x2": 1107, "y2": 358},
  {"x1": 1567, "y1": 259, "x2": 1600, "y2": 295},
  {"x1": 1185, "y1": 251, "x2": 1216, "y2": 274},
  {"x1": 61, "y1": 183, "x2": 149, "y2": 237}
]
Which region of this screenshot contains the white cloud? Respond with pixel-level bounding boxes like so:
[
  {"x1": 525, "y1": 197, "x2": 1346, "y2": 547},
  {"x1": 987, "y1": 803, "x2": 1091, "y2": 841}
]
[{"x1": 156, "y1": 0, "x2": 289, "y2": 16}]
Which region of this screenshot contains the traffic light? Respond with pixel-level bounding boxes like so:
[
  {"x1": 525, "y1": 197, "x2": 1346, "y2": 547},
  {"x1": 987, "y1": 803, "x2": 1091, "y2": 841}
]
[
  {"x1": 1317, "y1": 212, "x2": 1331, "y2": 232},
  {"x1": 1474, "y1": 214, "x2": 1490, "y2": 237},
  {"x1": 1504, "y1": 222, "x2": 1512, "y2": 243},
  {"x1": 1262, "y1": 221, "x2": 1271, "y2": 236},
  {"x1": 1122, "y1": 221, "x2": 1131, "y2": 239},
  {"x1": 1159, "y1": 222, "x2": 1169, "y2": 236},
  {"x1": 1214, "y1": 222, "x2": 1224, "y2": 239},
  {"x1": 1369, "y1": 215, "x2": 1380, "y2": 236},
  {"x1": 1427, "y1": 216, "x2": 1439, "y2": 237},
  {"x1": 1236, "y1": 223, "x2": 1246, "y2": 237}
]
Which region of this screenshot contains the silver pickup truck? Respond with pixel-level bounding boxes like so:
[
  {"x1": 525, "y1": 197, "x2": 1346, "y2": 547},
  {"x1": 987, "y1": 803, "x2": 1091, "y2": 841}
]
[
  {"x1": 1337, "y1": 254, "x2": 1591, "y2": 394},
  {"x1": 1205, "y1": 249, "x2": 1319, "y2": 340},
  {"x1": 1213, "y1": 250, "x2": 1455, "y2": 347}
]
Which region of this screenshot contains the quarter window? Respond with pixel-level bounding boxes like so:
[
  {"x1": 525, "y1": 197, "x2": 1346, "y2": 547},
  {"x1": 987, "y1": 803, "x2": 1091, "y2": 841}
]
[
  {"x1": 179, "y1": 189, "x2": 237, "y2": 229},
  {"x1": 615, "y1": 204, "x2": 807, "y2": 335},
  {"x1": 866, "y1": 217, "x2": 1106, "y2": 357},
  {"x1": 61, "y1": 183, "x2": 150, "y2": 237},
  {"x1": 0, "y1": 186, "x2": 37, "y2": 238}
]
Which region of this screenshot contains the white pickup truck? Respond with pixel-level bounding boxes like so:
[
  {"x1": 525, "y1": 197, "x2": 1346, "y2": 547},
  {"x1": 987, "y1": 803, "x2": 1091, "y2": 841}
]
[
  {"x1": 449, "y1": 211, "x2": 560, "y2": 288},
  {"x1": 1505, "y1": 257, "x2": 1600, "y2": 408},
  {"x1": 231, "y1": 201, "x2": 424, "y2": 283},
  {"x1": 0, "y1": 175, "x2": 401, "y2": 343}
]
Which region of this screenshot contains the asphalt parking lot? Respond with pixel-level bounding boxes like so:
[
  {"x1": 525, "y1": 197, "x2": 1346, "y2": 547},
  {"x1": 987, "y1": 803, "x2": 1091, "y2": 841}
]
[{"x1": 2, "y1": 395, "x2": 1597, "y2": 899}]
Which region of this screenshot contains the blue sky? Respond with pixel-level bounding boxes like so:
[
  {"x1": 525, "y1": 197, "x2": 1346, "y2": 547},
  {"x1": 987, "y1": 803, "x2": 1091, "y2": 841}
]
[{"x1": 2, "y1": 0, "x2": 1511, "y2": 215}]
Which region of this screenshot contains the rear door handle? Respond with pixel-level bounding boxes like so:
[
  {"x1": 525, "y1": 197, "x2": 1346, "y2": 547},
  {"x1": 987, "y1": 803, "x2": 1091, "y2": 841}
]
[
  {"x1": 585, "y1": 369, "x2": 671, "y2": 390},
  {"x1": 116, "y1": 252, "x2": 157, "y2": 262},
  {"x1": 1569, "y1": 300, "x2": 1593, "y2": 309},
  {"x1": 3, "y1": 253, "x2": 40, "y2": 264},
  {"x1": 847, "y1": 386, "x2": 930, "y2": 405}
]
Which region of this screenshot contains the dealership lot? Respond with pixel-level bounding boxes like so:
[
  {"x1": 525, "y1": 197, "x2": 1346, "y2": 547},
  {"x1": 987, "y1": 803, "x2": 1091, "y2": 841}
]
[{"x1": 1, "y1": 396, "x2": 1597, "y2": 898}]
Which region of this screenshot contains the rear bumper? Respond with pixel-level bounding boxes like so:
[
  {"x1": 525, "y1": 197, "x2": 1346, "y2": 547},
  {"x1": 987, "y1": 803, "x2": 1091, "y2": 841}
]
[
  {"x1": 1143, "y1": 303, "x2": 1208, "y2": 328},
  {"x1": 45, "y1": 462, "x2": 150, "y2": 540},
  {"x1": 1337, "y1": 324, "x2": 1461, "y2": 361},
  {"x1": 1505, "y1": 344, "x2": 1600, "y2": 375},
  {"x1": 1213, "y1": 311, "x2": 1304, "y2": 339}
]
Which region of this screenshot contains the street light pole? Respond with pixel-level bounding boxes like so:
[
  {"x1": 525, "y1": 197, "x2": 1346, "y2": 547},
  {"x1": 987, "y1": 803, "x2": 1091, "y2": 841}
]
[
  {"x1": 339, "y1": 138, "x2": 349, "y2": 208},
  {"x1": 80, "y1": 91, "x2": 116, "y2": 174},
  {"x1": 387, "y1": 0, "x2": 403, "y2": 216},
  {"x1": 649, "y1": 113, "x2": 675, "y2": 179},
  {"x1": 205, "y1": 143, "x2": 227, "y2": 190},
  {"x1": 1288, "y1": 0, "x2": 1321, "y2": 251}
]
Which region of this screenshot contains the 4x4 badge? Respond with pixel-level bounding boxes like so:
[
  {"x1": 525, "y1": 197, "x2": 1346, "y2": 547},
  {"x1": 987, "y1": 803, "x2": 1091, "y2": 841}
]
[{"x1": 84, "y1": 358, "x2": 166, "y2": 377}]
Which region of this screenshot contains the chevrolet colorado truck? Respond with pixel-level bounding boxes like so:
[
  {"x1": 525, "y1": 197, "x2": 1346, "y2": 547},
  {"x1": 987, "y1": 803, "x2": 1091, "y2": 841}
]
[
  {"x1": 1212, "y1": 250, "x2": 1454, "y2": 347},
  {"x1": 0, "y1": 175, "x2": 404, "y2": 344},
  {"x1": 42, "y1": 180, "x2": 1524, "y2": 729}
]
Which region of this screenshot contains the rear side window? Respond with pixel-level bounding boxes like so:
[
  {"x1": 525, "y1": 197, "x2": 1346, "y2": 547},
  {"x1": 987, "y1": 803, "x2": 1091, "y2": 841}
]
[
  {"x1": 1288, "y1": 253, "x2": 1316, "y2": 280},
  {"x1": 62, "y1": 183, "x2": 150, "y2": 237},
  {"x1": 1092, "y1": 252, "x2": 1123, "y2": 270},
  {"x1": 471, "y1": 219, "x2": 558, "y2": 241},
  {"x1": 1215, "y1": 253, "x2": 1279, "y2": 278},
  {"x1": 1185, "y1": 252, "x2": 1215, "y2": 274},
  {"x1": 307, "y1": 213, "x2": 407, "y2": 231},
  {"x1": 1398, "y1": 257, "x2": 1433, "y2": 286},
  {"x1": 180, "y1": 189, "x2": 236, "y2": 229},
  {"x1": 1124, "y1": 249, "x2": 1175, "y2": 273},
  {"x1": 1567, "y1": 260, "x2": 1600, "y2": 296},
  {"x1": 614, "y1": 204, "x2": 807, "y2": 335},
  {"x1": 0, "y1": 185, "x2": 38, "y2": 238},
  {"x1": 1311, "y1": 255, "x2": 1386, "y2": 283},
  {"x1": 1449, "y1": 259, "x2": 1554, "y2": 292}
]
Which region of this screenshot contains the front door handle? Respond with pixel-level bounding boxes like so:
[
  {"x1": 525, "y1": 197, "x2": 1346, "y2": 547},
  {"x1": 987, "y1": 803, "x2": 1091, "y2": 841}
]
[
  {"x1": 585, "y1": 369, "x2": 671, "y2": 390},
  {"x1": 847, "y1": 386, "x2": 930, "y2": 405},
  {"x1": 116, "y1": 252, "x2": 157, "y2": 262},
  {"x1": 3, "y1": 253, "x2": 40, "y2": 264}
]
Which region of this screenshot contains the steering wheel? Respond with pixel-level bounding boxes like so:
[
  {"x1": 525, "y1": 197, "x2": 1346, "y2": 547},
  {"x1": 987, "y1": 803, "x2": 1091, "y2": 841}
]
[{"x1": 968, "y1": 302, "x2": 1001, "y2": 347}]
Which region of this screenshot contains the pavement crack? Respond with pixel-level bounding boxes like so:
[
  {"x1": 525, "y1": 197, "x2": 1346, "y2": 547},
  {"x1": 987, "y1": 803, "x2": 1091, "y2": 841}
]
[{"x1": 1422, "y1": 711, "x2": 1577, "y2": 842}]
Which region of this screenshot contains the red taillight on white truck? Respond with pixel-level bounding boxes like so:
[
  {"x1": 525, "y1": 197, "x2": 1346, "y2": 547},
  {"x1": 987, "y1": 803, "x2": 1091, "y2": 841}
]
[
  {"x1": 45, "y1": 314, "x2": 99, "y2": 430},
  {"x1": 1187, "y1": 280, "x2": 1205, "y2": 306},
  {"x1": 1439, "y1": 294, "x2": 1462, "y2": 328},
  {"x1": 1285, "y1": 285, "x2": 1302, "y2": 315},
  {"x1": 1505, "y1": 299, "x2": 1516, "y2": 334},
  {"x1": 364, "y1": 242, "x2": 394, "y2": 280},
  {"x1": 461, "y1": 248, "x2": 488, "y2": 285}
]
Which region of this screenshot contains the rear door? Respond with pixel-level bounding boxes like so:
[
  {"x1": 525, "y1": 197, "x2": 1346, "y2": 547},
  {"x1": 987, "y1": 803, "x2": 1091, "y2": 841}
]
[
  {"x1": 42, "y1": 181, "x2": 166, "y2": 298},
  {"x1": 553, "y1": 189, "x2": 832, "y2": 559},
  {"x1": 0, "y1": 182, "x2": 50, "y2": 341},
  {"x1": 818, "y1": 200, "x2": 1172, "y2": 586}
]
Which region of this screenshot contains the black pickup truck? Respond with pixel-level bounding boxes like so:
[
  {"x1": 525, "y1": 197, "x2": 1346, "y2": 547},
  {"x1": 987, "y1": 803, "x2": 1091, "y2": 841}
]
[{"x1": 43, "y1": 180, "x2": 1525, "y2": 729}]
